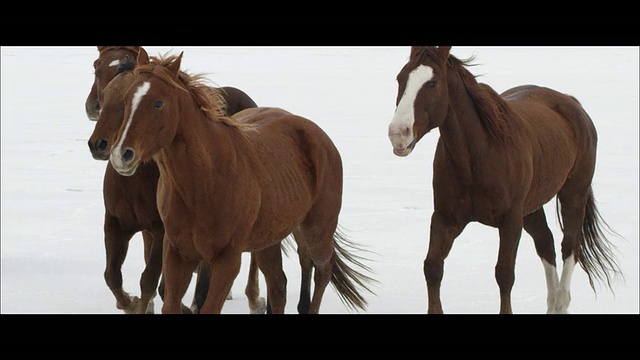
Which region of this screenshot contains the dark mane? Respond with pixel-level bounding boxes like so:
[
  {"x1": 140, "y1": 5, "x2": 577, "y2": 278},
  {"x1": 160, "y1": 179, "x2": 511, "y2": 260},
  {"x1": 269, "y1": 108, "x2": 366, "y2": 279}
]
[
  {"x1": 418, "y1": 47, "x2": 513, "y2": 143},
  {"x1": 447, "y1": 55, "x2": 513, "y2": 143},
  {"x1": 134, "y1": 53, "x2": 254, "y2": 131}
]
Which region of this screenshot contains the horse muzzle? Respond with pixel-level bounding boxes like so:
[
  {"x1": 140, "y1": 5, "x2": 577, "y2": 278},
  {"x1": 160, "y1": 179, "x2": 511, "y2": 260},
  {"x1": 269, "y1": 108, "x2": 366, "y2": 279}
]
[
  {"x1": 88, "y1": 138, "x2": 110, "y2": 161},
  {"x1": 109, "y1": 148, "x2": 139, "y2": 176}
]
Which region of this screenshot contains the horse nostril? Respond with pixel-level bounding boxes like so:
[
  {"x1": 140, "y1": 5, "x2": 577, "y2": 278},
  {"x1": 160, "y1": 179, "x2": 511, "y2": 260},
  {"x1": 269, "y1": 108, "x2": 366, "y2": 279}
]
[
  {"x1": 122, "y1": 149, "x2": 135, "y2": 162},
  {"x1": 95, "y1": 100, "x2": 101, "y2": 111},
  {"x1": 96, "y1": 139, "x2": 108, "y2": 151}
]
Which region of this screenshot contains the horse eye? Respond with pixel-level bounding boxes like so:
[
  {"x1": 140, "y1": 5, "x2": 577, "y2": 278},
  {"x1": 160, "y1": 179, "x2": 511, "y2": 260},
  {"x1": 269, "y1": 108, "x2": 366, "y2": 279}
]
[
  {"x1": 427, "y1": 80, "x2": 438, "y2": 88},
  {"x1": 153, "y1": 100, "x2": 164, "y2": 109}
]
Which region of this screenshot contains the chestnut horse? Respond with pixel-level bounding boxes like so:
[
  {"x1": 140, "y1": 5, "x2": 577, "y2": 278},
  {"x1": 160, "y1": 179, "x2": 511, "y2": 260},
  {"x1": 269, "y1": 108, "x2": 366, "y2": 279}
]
[
  {"x1": 86, "y1": 47, "x2": 264, "y2": 313},
  {"x1": 109, "y1": 48, "x2": 376, "y2": 314},
  {"x1": 388, "y1": 46, "x2": 622, "y2": 314}
]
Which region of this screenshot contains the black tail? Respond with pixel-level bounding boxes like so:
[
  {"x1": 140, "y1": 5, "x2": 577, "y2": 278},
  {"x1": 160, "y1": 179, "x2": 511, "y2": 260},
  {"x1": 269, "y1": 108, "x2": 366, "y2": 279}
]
[{"x1": 330, "y1": 226, "x2": 379, "y2": 312}]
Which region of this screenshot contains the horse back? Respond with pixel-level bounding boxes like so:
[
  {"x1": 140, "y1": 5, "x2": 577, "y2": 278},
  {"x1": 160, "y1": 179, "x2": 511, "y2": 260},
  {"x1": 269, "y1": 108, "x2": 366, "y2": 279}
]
[
  {"x1": 501, "y1": 85, "x2": 597, "y2": 144},
  {"x1": 237, "y1": 106, "x2": 342, "y2": 184}
]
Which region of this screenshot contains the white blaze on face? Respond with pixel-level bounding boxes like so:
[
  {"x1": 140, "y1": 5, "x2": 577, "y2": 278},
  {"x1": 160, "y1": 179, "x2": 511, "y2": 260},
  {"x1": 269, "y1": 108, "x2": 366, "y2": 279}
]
[
  {"x1": 388, "y1": 65, "x2": 434, "y2": 151},
  {"x1": 110, "y1": 81, "x2": 151, "y2": 167},
  {"x1": 109, "y1": 59, "x2": 121, "y2": 67}
]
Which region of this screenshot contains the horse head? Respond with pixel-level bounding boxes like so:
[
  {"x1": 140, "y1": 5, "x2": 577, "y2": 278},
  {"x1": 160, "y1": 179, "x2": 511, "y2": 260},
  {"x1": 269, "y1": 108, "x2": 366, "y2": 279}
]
[
  {"x1": 88, "y1": 55, "x2": 138, "y2": 160},
  {"x1": 85, "y1": 46, "x2": 140, "y2": 121},
  {"x1": 110, "y1": 47, "x2": 186, "y2": 176},
  {"x1": 388, "y1": 46, "x2": 451, "y2": 157}
]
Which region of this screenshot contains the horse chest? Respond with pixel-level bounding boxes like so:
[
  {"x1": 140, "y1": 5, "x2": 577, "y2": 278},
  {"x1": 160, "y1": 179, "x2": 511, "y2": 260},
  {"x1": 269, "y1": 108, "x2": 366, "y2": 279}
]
[{"x1": 433, "y1": 165, "x2": 515, "y2": 226}]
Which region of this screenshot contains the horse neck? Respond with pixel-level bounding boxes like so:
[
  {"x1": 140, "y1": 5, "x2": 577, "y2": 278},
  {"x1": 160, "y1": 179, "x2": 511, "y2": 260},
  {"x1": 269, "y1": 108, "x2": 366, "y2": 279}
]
[
  {"x1": 437, "y1": 70, "x2": 493, "y2": 180},
  {"x1": 153, "y1": 99, "x2": 242, "y2": 194}
]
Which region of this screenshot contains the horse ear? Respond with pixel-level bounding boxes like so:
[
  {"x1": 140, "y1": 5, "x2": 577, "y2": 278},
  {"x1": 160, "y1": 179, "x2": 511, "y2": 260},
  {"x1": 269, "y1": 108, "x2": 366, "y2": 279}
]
[
  {"x1": 137, "y1": 47, "x2": 150, "y2": 66},
  {"x1": 438, "y1": 46, "x2": 452, "y2": 59},
  {"x1": 166, "y1": 51, "x2": 183, "y2": 78},
  {"x1": 410, "y1": 46, "x2": 426, "y2": 59}
]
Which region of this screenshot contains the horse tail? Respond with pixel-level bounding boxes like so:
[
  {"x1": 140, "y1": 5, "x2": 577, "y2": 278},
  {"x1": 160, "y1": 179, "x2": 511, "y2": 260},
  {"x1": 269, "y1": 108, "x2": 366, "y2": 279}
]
[
  {"x1": 330, "y1": 226, "x2": 378, "y2": 312},
  {"x1": 558, "y1": 187, "x2": 623, "y2": 293}
]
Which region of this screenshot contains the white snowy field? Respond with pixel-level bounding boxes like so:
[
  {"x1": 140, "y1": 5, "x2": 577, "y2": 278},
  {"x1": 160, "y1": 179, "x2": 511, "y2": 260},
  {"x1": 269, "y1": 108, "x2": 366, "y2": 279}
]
[{"x1": 1, "y1": 46, "x2": 637, "y2": 314}]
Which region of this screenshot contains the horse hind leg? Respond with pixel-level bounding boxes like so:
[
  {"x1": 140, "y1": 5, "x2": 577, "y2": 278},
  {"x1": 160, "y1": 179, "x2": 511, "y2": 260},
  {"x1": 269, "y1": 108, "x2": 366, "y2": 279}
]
[
  {"x1": 253, "y1": 244, "x2": 287, "y2": 314},
  {"x1": 523, "y1": 208, "x2": 560, "y2": 313},
  {"x1": 244, "y1": 253, "x2": 267, "y2": 314},
  {"x1": 294, "y1": 219, "x2": 338, "y2": 314},
  {"x1": 292, "y1": 230, "x2": 313, "y2": 314},
  {"x1": 554, "y1": 180, "x2": 601, "y2": 315}
]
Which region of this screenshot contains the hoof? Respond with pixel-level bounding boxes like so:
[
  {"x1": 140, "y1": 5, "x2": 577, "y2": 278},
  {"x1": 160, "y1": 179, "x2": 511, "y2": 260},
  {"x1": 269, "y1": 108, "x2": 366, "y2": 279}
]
[
  {"x1": 121, "y1": 296, "x2": 140, "y2": 314},
  {"x1": 145, "y1": 299, "x2": 155, "y2": 314},
  {"x1": 249, "y1": 297, "x2": 267, "y2": 314},
  {"x1": 181, "y1": 304, "x2": 194, "y2": 314}
]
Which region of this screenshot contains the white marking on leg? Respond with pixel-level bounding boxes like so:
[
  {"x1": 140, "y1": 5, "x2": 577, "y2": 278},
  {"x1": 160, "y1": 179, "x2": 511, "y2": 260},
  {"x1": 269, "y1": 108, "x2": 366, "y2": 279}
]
[
  {"x1": 541, "y1": 259, "x2": 560, "y2": 313},
  {"x1": 388, "y1": 65, "x2": 433, "y2": 151},
  {"x1": 110, "y1": 81, "x2": 150, "y2": 169},
  {"x1": 554, "y1": 254, "x2": 576, "y2": 314}
]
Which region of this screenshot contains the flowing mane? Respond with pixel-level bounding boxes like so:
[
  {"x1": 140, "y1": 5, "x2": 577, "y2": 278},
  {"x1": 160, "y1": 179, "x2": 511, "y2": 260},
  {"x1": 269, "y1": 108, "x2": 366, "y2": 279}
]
[
  {"x1": 418, "y1": 47, "x2": 513, "y2": 143},
  {"x1": 134, "y1": 53, "x2": 254, "y2": 131}
]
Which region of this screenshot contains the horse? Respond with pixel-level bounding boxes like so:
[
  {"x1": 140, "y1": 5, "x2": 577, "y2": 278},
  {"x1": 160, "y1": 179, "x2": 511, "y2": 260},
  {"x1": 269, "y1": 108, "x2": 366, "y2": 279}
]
[
  {"x1": 85, "y1": 46, "x2": 257, "y2": 121},
  {"x1": 387, "y1": 46, "x2": 622, "y2": 314},
  {"x1": 108, "y1": 48, "x2": 376, "y2": 314},
  {"x1": 89, "y1": 52, "x2": 337, "y2": 314},
  {"x1": 86, "y1": 47, "x2": 265, "y2": 313}
]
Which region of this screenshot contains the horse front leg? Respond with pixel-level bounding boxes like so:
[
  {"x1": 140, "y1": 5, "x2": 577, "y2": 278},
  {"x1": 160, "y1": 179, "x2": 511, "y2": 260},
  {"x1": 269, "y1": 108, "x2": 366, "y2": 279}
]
[
  {"x1": 161, "y1": 237, "x2": 200, "y2": 314},
  {"x1": 495, "y1": 211, "x2": 524, "y2": 314},
  {"x1": 132, "y1": 227, "x2": 164, "y2": 314},
  {"x1": 424, "y1": 211, "x2": 465, "y2": 314},
  {"x1": 199, "y1": 250, "x2": 243, "y2": 314},
  {"x1": 103, "y1": 214, "x2": 138, "y2": 313}
]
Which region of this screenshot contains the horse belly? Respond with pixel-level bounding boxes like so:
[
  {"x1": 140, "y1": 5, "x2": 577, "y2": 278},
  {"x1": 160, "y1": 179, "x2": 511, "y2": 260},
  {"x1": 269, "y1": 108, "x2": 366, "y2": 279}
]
[{"x1": 249, "y1": 171, "x2": 314, "y2": 251}]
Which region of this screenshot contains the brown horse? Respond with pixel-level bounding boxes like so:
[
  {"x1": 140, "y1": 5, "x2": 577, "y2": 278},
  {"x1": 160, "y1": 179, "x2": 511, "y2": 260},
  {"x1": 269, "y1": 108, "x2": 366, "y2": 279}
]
[
  {"x1": 109, "y1": 48, "x2": 376, "y2": 314},
  {"x1": 388, "y1": 46, "x2": 622, "y2": 314},
  {"x1": 86, "y1": 47, "x2": 265, "y2": 313}
]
